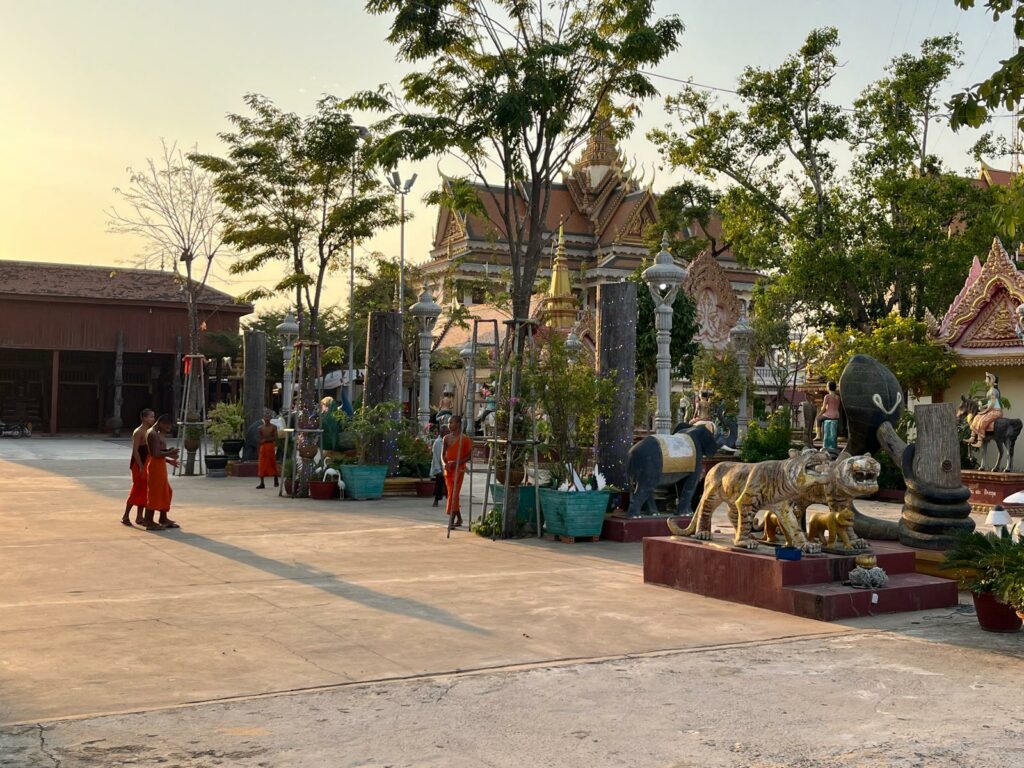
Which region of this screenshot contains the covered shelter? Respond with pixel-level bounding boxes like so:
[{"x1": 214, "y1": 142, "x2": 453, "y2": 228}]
[{"x1": 0, "y1": 261, "x2": 251, "y2": 433}]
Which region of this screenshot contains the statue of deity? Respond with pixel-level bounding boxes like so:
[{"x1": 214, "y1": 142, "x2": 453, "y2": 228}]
[{"x1": 968, "y1": 372, "x2": 1003, "y2": 448}]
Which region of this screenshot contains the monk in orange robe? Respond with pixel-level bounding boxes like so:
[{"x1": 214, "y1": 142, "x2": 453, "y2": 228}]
[
  {"x1": 443, "y1": 415, "x2": 473, "y2": 527},
  {"x1": 145, "y1": 413, "x2": 180, "y2": 530},
  {"x1": 122, "y1": 408, "x2": 155, "y2": 526},
  {"x1": 257, "y1": 410, "x2": 280, "y2": 489}
]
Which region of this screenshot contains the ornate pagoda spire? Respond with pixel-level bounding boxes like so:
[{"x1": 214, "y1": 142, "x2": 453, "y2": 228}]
[{"x1": 541, "y1": 222, "x2": 576, "y2": 330}]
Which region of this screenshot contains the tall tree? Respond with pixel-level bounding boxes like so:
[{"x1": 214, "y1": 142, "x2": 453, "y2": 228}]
[
  {"x1": 107, "y1": 139, "x2": 225, "y2": 355},
  {"x1": 354, "y1": 0, "x2": 683, "y2": 333},
  {"x1": 650, "y1": 29, "x2": 995, "y2": 331}
]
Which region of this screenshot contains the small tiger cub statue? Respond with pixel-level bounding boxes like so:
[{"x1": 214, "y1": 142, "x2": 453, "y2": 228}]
[{"x1": 808, "y1": 507, "x2": 858, "y2": 550}]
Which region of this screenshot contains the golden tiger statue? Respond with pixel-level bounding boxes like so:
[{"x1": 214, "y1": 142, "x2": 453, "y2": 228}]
[{"x1": 668, "y1": 449, "x2": 832, "y2": 551}]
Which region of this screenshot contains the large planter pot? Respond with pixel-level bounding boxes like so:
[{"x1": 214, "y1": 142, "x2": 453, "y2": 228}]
[
  {"x1": 495, "y1": 464, "x2": 525, "y2": 486},
  {"x1": 221, "y1": 439, "x2": 244, "y2": 461},
  {"x1": 309, "y1": 480, "x2": 340, "y2": 500},
  {"x1": 205, "y1": 455, "x2": 228, "y2": 477},
  {"x1": 971, "y1": 591, "x2": 1023, "y2": 633},
  {"x1": 339, "y1": 465, "x2": 388, "y2": 500},
  {"x1": 539, "y1": 488, "x2": 611, "y2": 538},
  {"x1": 415, "y1": 480, "x2": 435, "y2": 497},
  {"x1": 491, "y1": 483, "x2": 542, "y2": 528}
]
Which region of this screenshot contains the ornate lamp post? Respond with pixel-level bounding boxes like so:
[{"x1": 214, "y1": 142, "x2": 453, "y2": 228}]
[
  {"x1": 277, "y1": 312, "x2": 299, "y2": 413},
  {"x1": 410, "y1": 285, "x2": 442, "y2": 434},
  {"x1": 642, "y1": 233, "x2": 687, "y2": 435},
  {"x1": 388, "y1": 170, "x2": 418, "y2": 410},
  {"x1": 730, "y1": 305, "x2": 755, "y2": 445},
  {"x1": 460, "y1": 342, "x2": 475, "y2": 435}
]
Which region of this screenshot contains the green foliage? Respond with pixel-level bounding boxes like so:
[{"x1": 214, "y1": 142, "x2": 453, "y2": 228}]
[
  {"x1": 805, "y1": 313, "x2": 958, "y2": 396},
  {"x1": 949, "y1": 1, "x2": 1024, "y2": 129},
  {"x1": 190, "y1": 94, "x2": 400, "y2": 342},
  {"x1": 207, "y1": 400, "x2": 245, "y2": 451},
  {"x1": 629, "y1": 262, "x2": 700, "y2": 382},
  {"x1": 649, "y1": 30, "x2": 995, "y2": 330},
  {"x1": 396, "y1": 428, "x2": 433, "y2": 479},
  {"x1": 334, "y1": 402, "x2": 400, "y2": 465},
  {"x1": 739, "y1": 408, "x2": 792, "y2": 462},
  {"x1": 941, "y1": 530, "x2": 1024, "y2": 604},
  {"x1": 522, "y1": 333, "x2": 616, "y2": 482},
  {"x1": 691, "y1": 347, "x2": 742, "y2": 417},
  {"x1": 354, "y1": 0, "x2": 683, "y2": 326},
  {"x1": 471, "y1": 507, "x2": 507, "y2": 539}
]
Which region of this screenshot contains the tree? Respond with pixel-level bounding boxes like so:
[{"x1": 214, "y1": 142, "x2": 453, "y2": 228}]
[
  {"x1": 629, "y1": 264, "x2": 699, "y2": 384},
  {"x1": 948, "y1": 0, "x2": 1024, "y2": 129},
  {"x1": 804, "y1": 314, "x2": 958, "y2": 397},
  {"x1": 190, "y1": 94, "x2": 400, "y2": 344},
  {"x1": 649, "y1": 30, "x2": 995, "y2": 330},
  {"x1": 107, "y1": 140, "x2": 225, "y2": 355},
  {"x1": 354, "y1": 0, "x2": 683, "y2": 341},
  {"x1": 649, "y1": 180, "x2": 729, "y2": 262}
]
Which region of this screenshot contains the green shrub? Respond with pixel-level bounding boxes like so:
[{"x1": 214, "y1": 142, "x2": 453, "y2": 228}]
[{"x1": 739, "y1": 408, "x2": 792, "y2": 462}]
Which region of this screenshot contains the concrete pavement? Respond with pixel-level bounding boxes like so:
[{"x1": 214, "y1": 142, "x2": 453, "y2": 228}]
[{"x1": 1, "y1": 437, "x2": 1021, "y2": 767}]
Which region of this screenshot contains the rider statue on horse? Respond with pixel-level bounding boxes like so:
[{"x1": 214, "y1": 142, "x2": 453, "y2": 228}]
[
  {"x1": 966, "y1": 372, "x2": 1003, "y2": 449},
  {"x1": 958, "y1": 372, "x2": 1023, "y2": 472}
]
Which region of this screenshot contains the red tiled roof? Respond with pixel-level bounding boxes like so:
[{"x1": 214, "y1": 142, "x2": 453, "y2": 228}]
[{"x1": 0, "y1": 260, "x2": 248, "y2": 310}]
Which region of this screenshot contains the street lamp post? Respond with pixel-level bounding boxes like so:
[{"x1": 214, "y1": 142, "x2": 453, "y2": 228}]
[
  {"x1": 347, "y1": 124, "x2": 370, "y2": 406},
  {"x1": 388, "y1": 170, "x2": 417, "y2": 413},
  {"x1": 730, "y1": 305, "x2": 755, "y2": 445},
  {"x1": 642, "y1": 233, "x2": 688, "y2": 435},
  {"x1": 410, "y1": 285, "x2": 442, "y2": 434},
  {"x1": 276, "y1": 312, "x2": 299, "y2": 413}
]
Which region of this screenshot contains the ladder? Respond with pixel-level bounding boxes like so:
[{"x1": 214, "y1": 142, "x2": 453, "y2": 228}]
[{"x1": 174, "y1": 354, "x2": 208, "y2": 476}]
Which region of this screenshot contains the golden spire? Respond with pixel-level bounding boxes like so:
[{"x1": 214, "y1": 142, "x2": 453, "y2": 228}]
[{"x1": 542, "y1": 222, "x2": 576, "y2": 330}]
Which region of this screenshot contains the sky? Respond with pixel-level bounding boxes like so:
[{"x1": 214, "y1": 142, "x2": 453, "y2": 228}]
[{"x1": 0, "y1": 0, "x2": 1017, "y2": 316}]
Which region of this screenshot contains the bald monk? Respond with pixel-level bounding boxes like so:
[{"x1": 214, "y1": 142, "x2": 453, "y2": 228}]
[
  {"x1": 256, "y1": 410, "x2": 280, "y2": 489},
  {"x1": 443, "y1": 415, "x2": 473, "y2": 528},
  {"x1": 145, "y1": 414, "x2": 180, "y2": 531},
  {"x1": 122, "y1": 408, "x2": 156, "y2": 526}
]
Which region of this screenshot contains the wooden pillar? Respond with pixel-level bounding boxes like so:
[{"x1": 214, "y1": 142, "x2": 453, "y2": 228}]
[
  {"x1": 365, "y1": 311, "x2": 402, "y2": 471},
  {"x1": 49, "y1": 350, "x2": 59, "y2": 434},
  {"x1": 596, "y1": 282, "x2": 637, "y2": 488},
  {"x1": 171, "y1": 335, "x2": 183, "y2": 423},
  {"x1": 242, "y1": 329, "x2": 268, "y2": 461},
  {"x1": 111, "y1": 331, "x2": 124, "y2": 437}
]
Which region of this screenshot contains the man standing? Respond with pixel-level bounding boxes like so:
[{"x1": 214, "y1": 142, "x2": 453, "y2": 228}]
[
  {"x1": 818, "y1": 381, "x2": 842, "y2": 454},
  {"x1": 145, "y1": 414, "x2": 180, "y2": 531},
  {"x1": 443, "y1": 415, "x2": 473, "y2": 528},
  {"x1": 256, "y1": 409, "x2": 280, "y2": 489},
  {"x1": 122, "y1": 408, "x2": 156, "y2": 526},
  {"x1": 430, "y1": 423, "x2": 448, "y2": 508}
]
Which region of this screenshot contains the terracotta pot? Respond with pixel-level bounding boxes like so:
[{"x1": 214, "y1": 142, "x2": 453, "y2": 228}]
[
  {"x1": 308, "y1": 480, "x2": 339, "y2": 500},
  {"x1": 183, "y1": 436, "x2": 201, "y2": 452},
  {"x1": 298, "y1": 442, "x2": 319, "y2": 460},
  {"x1": 496, "y1": 466, "x2": 525, "y2": 486},
  {"x1": 971, "y1": 591, "x2": 1023, "y2": 633},
  {"x1": 415, "y1": 480, "x2": 435, "y2": 497}
]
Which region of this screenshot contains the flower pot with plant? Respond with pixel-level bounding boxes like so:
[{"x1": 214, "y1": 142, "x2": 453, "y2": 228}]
[
  {"x1": 522, "y1": 334, "x2": 616, "y2": 538},
  {"x1": 398, "y1": 428, "x2": 435, "y2": 496},
  {"x1": 207, "y1": 400, "x2": 246, "y2": 460},
  {"x1": 941, "y1": 531, "x2": 1024, "y2": 632},
  {"x1": 334, "y1": 402, "x2": 398, "y2": 500}
]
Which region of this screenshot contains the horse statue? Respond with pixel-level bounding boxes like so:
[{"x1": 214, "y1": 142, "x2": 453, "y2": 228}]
[{"x1": 956, "y1": 394, "x2": 1023, "y2": 472}]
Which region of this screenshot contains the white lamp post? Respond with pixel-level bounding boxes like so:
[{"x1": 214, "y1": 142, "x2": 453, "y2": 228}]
[
  {"x1": 986, "y1": 505, "x2": 1013, "y2": 537},
  {"x1": 642, "y1": 233, "x2": 687, "y2": 435},
  {"x1": 346, "y1": 124, "x2": 370, "y2": 405},
  {"x1": 388, "y1": 170, "x2": 417, "y2": 411},
  {"x1": 460, "y1": 342, "x2": 475, "y2": 436},
  {"x1": 410, "y1": 285, "x2": 442, "y2": 434},
  {"x1": 276, "y1": 312, "x2": 299, "y2": 413},
  {"x1": 730, "y1": 304, "x2": 755, "y2": 445}
]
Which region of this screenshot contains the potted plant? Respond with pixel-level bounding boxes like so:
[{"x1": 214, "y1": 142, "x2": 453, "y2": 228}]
[
  {"x1": 333, "y1": 402, "x2": 398, "y2": 500},
  {"x1": 398, "y1": 428, "x2": 436, "y2": 497},
  {"x1": 941, "y1": 531, "x2": 1024, "y2": 632},
  {"x1": 207, "y1": 400, "x2": 246, "y2": 461},
  {"x1": 308, "y1": 463, "x2": 341, "y2": 500},
  {"x1": 522, "y1": 334, "x2": 616, "y2": 538}
]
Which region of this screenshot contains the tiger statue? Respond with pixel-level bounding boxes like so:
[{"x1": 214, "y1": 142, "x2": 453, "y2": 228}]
[
  {"x1": 668, "y1": 449, "x2": 833, "y2": 551},
  {"x1": 762, "y1": 453, "x2": 879, "y2": 552}
]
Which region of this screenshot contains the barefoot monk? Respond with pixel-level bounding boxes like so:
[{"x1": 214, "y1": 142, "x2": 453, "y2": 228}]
[
  {"x1": 145, "y1": 414, "x2": 180, "y2": 530},
  {"x1": 122, "y1": 408, "x2": 155, "y2": 527},
  {"x1": 443, "y1": 415, "x2": 472, "y2": 528}
]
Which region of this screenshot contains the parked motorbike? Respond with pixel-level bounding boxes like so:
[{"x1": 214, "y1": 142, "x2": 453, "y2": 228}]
[{"x1": 0, "y1": 421, "x2": 32, "y2": 438}]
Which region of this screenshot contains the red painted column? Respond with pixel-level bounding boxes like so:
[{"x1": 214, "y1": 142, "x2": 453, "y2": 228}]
[{"x1": 49, "y1": 350, "x2": 60, "y2": 434}]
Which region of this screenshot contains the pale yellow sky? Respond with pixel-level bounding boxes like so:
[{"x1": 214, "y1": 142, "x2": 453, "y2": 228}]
[{"x1": 0, "y1": 1, "x2": 1010, "y2": 316}]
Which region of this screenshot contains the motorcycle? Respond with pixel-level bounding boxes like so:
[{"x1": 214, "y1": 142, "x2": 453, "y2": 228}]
[{"x1": 0, "y1": 421, "x2": 32, "y2": 438}]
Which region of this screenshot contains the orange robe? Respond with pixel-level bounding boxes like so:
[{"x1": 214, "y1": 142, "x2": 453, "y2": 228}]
[
  {"x1": 444, "y1": 434, "x2": 473, "y2": 515},
  {"x1": 127, "y1": 446, "x2": 149, "y2": 507},
  {"x1": 146, "y1": 455, "x2": 173, "y2": 512},
  {"x1": 258, "y1": 441, "x2": 279, "y2": 477}
]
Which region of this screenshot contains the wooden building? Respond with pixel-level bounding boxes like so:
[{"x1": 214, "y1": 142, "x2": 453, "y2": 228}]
[{"x1": 0, "y1": 261, "x2": 251, "y2": 433}]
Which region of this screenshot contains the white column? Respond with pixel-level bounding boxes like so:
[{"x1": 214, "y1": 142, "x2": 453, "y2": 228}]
[{"x1": 654, "y1": 304, "x2": 673, "y2": 435}]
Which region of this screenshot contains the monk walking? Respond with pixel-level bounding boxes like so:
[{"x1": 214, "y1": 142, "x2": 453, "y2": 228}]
[
  {"x1": 256, "y1": 410, "x2": 280, "y2": 489},
  {"x1": 145, "y1": 414, "x2": 180, "y2": 531},
  {"x1": 443, "y1": 415, "x2": 472, "y2": 528},
  {"x1": 122, "y1": 408, "x2": 156, "y2": 526}
]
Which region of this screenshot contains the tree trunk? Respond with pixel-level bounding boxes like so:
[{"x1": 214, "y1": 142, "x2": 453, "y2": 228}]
[
  {"x1": 364, "y1": 311, "x2": 402, "y2": 472},
  {"x1": 111, "y1": 331, "x2": 124, "y2": 437},
  {"x1": 242, "y1": 329, "x2": 267, "y2": 462},
  {"x1": 596, "y1": 282, "x2": 637, "y2": 489},
  {"x1": 172, "y1": 335, "x2": 183, "y2": 427}
]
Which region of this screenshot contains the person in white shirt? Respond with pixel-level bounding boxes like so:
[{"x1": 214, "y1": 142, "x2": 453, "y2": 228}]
[{"x1": 430, "y1": 424, "x2": 448, "y2": 507}]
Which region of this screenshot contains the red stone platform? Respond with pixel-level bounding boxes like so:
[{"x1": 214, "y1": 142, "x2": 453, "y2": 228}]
[
  {"x1": 961, "y1": 470, "x2": 1024, "y2": 514},
  {"x1": 643, "y1": 537, "x2": 958, "y2": 622},
  {"x1": 602, "y1": 515, "x2": 692, "y2": 543}
]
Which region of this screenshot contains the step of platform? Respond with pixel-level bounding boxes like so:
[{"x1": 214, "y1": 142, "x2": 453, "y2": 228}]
[
  {"x1": 643, "y1": 536, "x2": 958, "y2": 622},
  {"x1": 785, "y1": 573, "x2": 959, "y2": 621},
  {"x1": 601, "y1": 515, "x2": 692, "y2": 543}
]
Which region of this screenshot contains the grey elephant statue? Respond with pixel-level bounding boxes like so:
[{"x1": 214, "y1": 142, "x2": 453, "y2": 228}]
[{"x1": 626, "y1": 424, "x2": 731, "y2": 518}]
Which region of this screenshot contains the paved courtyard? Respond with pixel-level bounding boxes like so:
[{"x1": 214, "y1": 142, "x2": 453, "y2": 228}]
[{"x1": 1, "y1": 438, "x2": 1022, "y2": 767}]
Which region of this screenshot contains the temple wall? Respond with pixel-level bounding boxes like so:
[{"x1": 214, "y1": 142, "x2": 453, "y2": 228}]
[{"x1": 942, "y1": 365, "x2": 1024, "y2": 472}]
